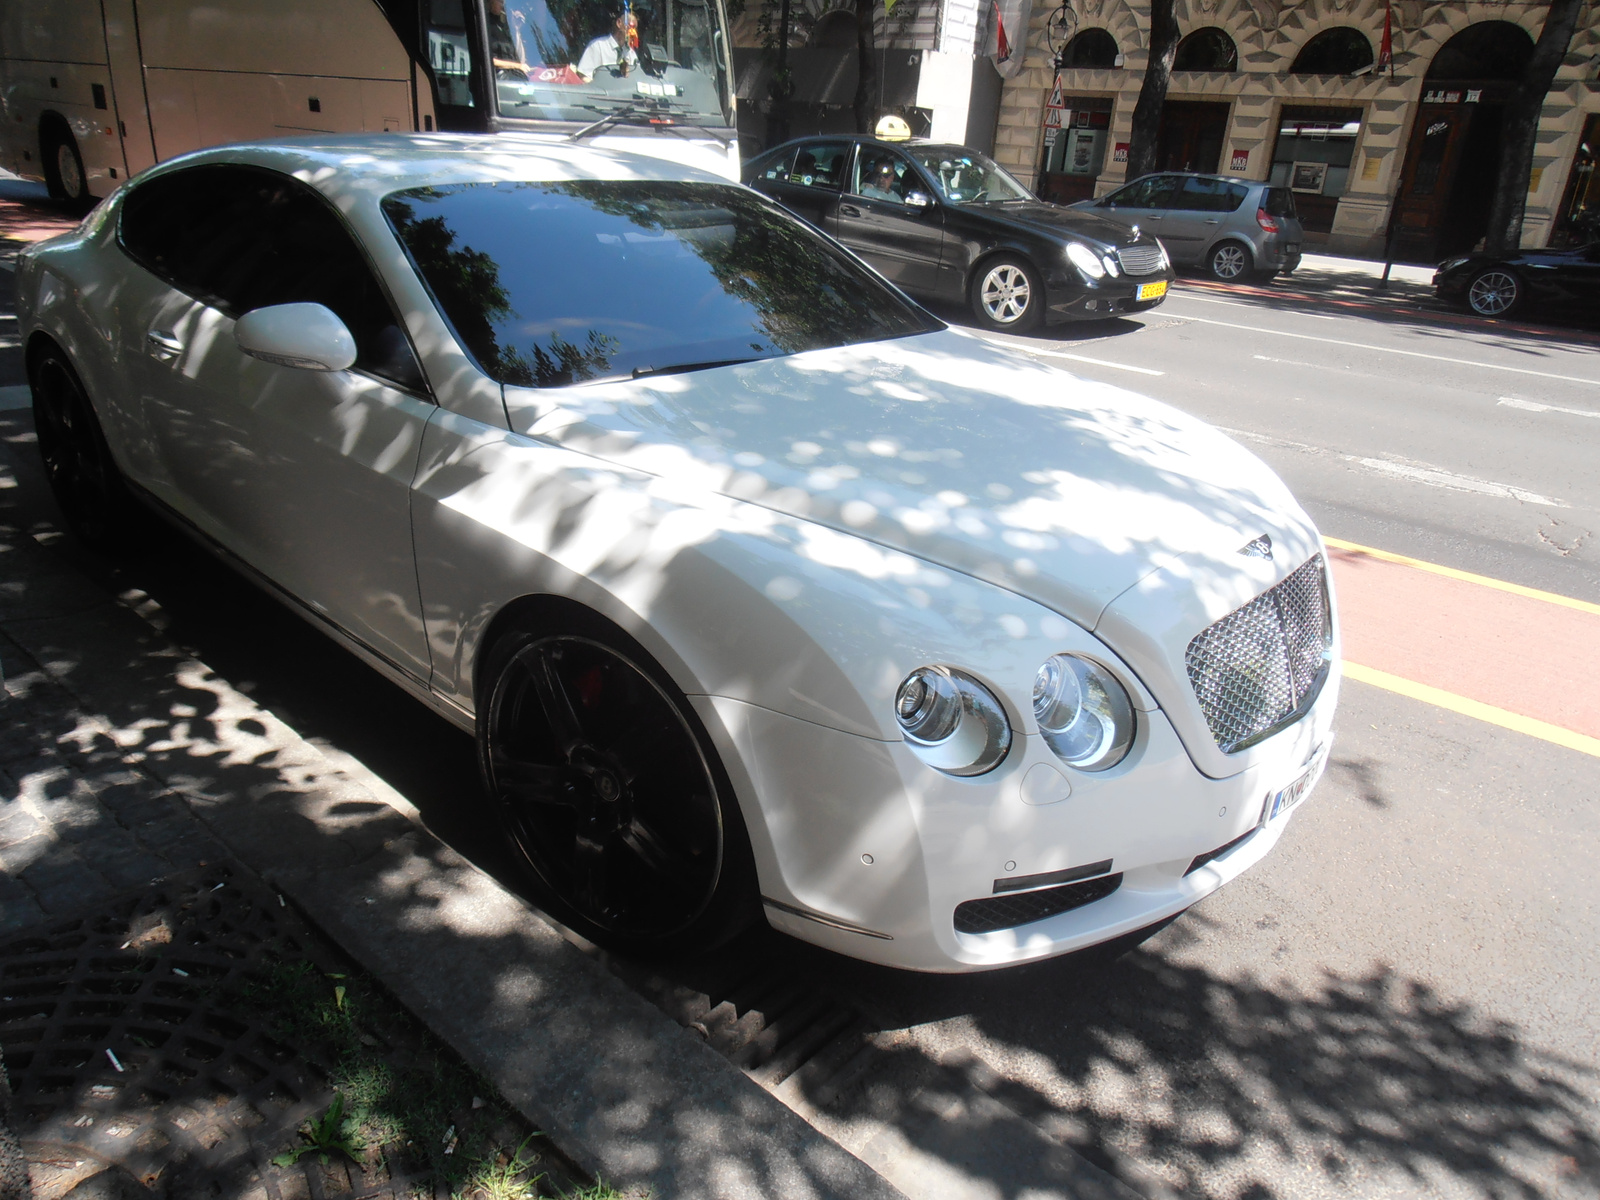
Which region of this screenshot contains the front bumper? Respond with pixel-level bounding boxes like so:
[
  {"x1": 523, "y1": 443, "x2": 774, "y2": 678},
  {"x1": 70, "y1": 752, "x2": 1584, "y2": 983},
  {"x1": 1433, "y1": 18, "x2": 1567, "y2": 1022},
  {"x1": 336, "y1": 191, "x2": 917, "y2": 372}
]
[
  {"x1": 703, "y1": 662, "x2": 1339, "y2": 972},
  {"x1": 1043, "y1": 269, "x2": 1175, "y2": 322}
]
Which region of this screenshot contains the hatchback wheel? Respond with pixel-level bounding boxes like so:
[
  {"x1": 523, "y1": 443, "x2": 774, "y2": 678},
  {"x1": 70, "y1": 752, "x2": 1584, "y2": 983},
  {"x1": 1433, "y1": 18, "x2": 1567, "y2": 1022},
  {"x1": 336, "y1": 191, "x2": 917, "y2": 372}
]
[
  {"x1": 1207, "y1": 241, "x2": 1253, "y2": 282},
  {"x1": 479, "y1": 616, "x2": 757, "y2": 956},
  {"x1": 1466, "y1": 267, "x2": 1522, "y2": 318},
  {"x1": 970, "y1": 256, "x2": 1043, "y2": 333},
  {"x1": 31, "y1": 348, "x2": 129, "y2": 549}
]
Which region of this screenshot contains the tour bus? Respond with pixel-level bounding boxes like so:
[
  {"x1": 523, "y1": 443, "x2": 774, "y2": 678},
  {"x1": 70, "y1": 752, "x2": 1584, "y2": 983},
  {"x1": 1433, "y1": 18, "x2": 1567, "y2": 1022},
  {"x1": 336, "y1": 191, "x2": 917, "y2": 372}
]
[{"x1": 0, "y1": 0, "x2": 738, "y2": 206}]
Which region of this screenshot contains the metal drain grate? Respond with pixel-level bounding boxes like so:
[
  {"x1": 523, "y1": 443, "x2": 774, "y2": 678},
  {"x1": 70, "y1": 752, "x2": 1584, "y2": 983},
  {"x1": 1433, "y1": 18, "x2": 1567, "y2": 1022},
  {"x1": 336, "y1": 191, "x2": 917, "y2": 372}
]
[{"x1": 0, "y1": 865, "x2": 329, "y2": 1190}]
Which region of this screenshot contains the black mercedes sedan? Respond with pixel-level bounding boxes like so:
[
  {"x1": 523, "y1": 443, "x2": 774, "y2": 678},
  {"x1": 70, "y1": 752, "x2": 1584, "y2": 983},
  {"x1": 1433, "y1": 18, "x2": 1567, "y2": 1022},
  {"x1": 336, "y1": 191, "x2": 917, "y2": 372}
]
[
  {"x1": 743, "y1": 137, "x2": 1175, "y2": 333},
  {"x1": 1434, "y1": 241, "x2": 1600, "y2": 319}
]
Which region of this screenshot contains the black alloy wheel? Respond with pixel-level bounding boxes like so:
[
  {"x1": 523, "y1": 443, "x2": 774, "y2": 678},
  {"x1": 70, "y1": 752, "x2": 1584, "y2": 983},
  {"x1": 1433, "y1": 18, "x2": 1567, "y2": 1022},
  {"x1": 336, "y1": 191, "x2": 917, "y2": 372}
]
[
  {"x1": 479, "y1": 620, "x2": 756, "y2": 955},
  {"x1": 1466, "y1": 267, "x2": 1522, "y2": 318},
  {"x1": 31, "y1": 348, "x2": 128, "y2": 549},
  {"x1": 1207, "y1": 240, "x2": 1254, "y2": 282},
  {"x1": 969, "y1": 255, "x2": 1044, "y2": 333}
]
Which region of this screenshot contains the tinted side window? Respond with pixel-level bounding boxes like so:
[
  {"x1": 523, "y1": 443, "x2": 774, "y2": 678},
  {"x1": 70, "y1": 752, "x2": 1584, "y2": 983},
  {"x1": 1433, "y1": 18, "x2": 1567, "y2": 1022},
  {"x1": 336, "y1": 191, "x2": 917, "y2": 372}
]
[
  {"x1": 852, "y1": 147, "x2": 916, "y2": 202},
  {"x1": 1179, "y1": 176, "x2": 1248, "y2": 212},
  {"x1": 755, "y1": 147, "x2": 797, "y2": 181},
  {"x1": 788, "y1": 141, "x2": 850, "y2": 190},
  {"x1": 1263, "y1": 187, "x2": 1298, "y2": 218},
  {"x1": 120, "y1": 165, "x2": 425, "y2": 392},
  {"x1": 1145, "y1": 176, "x2": 1183, "y2": 209}
]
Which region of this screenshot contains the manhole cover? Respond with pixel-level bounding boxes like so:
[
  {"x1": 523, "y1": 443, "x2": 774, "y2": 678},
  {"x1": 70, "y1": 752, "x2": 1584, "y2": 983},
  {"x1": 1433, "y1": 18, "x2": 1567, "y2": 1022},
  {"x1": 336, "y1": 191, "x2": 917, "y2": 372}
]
[{"x1": 0, "y1": 864, "x2": 564, "y2": 1200}]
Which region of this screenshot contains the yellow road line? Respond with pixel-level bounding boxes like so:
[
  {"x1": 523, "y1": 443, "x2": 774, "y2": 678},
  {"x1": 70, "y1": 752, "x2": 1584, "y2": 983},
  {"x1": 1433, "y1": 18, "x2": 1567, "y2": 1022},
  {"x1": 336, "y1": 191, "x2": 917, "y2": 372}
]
[
  {"x1": 1324, "y1": 536, "x2": 1600, "y2": 617},
  {"x1": 1343, "y1": 661, "x2": 1600, "y2": 758}
]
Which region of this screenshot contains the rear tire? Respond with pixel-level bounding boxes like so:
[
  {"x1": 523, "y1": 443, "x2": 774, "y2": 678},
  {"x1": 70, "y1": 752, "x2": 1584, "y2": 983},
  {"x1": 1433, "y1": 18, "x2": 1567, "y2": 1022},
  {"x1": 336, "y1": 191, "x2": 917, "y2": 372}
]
[
  {"x1": 1206, "y1": 241, "x2": 1255, "y2": 283},
  {"x1": 31, "y1": 346, "x2": 131, "y2": 550},
  {"x1": 1465, "y1": 267, "x2": 1522, "y2": 318},
  {"x1": 41, "y1": 126, "x2": 92, "y2": 212},
  {"x1": 969, "y1": 256, "x2": 1044, "y2": 333},
  {"x1": 477, "y1": 608, "x2": 759, "y2": 958}
]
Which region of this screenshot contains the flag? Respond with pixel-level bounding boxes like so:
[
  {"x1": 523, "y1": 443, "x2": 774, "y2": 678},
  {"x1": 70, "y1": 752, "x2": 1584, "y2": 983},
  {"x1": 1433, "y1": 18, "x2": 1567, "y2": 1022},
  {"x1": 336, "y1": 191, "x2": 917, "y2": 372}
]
[
  {"x1": 1376, "y1": 0, "x2": 1393, "y2": 77},
  {"x1": 993, "y1": 0, "x2": 1011, "y2": 63}
]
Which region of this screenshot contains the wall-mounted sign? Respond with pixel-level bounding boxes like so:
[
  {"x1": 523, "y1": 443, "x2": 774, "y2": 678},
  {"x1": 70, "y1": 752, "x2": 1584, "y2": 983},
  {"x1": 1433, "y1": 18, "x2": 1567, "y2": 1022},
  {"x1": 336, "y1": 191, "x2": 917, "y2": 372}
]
[
  {"x1": 1421, "y1": 89, "x2": 1466, "y2": 104},
  {"x1": 1113, "y1": 142, "x2": 1129, "y2": 163},
  {"x1": 1230, "y1": 148, "x2": 1250, "y2": 172}
]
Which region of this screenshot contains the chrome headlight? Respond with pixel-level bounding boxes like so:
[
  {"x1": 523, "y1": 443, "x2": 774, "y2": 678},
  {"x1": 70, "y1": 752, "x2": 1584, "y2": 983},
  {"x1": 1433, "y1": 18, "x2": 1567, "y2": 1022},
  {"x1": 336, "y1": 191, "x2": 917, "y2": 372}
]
[
  {"x1": 895, "y1": 666, "x2": 1012, "y2": 776},
  {"x1": 1066, "y1": 241, "x2": 1106, "y2": 280},
  {"x1": 1032, "y1": 654, "x2": 1134, "y2": 771}
]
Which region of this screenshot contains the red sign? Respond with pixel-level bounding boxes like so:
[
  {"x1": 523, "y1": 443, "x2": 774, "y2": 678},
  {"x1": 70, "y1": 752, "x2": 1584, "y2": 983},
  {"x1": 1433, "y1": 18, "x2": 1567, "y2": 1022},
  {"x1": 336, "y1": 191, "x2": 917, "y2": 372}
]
[
  {"x1": 1230, "y1": 148, "x2": 1250, "y2": 172},
  {"x1": 1113, "y1": 142, "x2": 1129, "y2": 163}
]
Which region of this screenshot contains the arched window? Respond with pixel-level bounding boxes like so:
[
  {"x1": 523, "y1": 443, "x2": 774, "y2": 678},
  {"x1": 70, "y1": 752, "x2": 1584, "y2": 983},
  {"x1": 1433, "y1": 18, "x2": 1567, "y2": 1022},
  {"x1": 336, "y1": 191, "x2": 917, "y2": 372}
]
[
  {"x1": 1427, "y1": 21, "x2": 1534, "y2": 80},
  {"x1": 1061, "y1": 28, "x2": 1119, "y2": 69},
  {"x1": 1174, "y1": 27, "x2": 1237, "y2": 72},
  {"x1": 1290, "y1": 28, "x2": 1374, "y2": 75}
]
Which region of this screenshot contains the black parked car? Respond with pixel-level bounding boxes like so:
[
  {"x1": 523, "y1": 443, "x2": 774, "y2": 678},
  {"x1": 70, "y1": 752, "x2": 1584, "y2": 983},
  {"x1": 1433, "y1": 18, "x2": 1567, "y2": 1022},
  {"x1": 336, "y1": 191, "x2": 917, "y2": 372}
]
[
  {"x1": 1434, "y1": 241, "x2": 1600, "y2": 318},
  {"x1": 743, "y1": 136, "x2": 1175, "y2": 333}
]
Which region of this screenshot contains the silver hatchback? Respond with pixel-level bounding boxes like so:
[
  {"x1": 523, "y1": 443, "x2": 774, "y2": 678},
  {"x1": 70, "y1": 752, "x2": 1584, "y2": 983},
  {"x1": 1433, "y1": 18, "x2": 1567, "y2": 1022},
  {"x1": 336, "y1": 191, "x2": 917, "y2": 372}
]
[{"x1": 1072, "y1": 174, "x2": 1304, "y2": 282}]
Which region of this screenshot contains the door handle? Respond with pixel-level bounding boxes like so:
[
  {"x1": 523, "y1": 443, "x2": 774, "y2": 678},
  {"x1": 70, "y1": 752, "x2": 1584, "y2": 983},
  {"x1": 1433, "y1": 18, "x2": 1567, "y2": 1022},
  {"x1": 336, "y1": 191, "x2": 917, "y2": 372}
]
[
  {"x1": 1205, "y1": 218, "x2": 1220, "y2": 224},
  {"x1": 146, "y1": 331, "x2": 184, "y2": 361},
  {"x1": 840, "y1": 204, "x2": 862, "y2": 217}
]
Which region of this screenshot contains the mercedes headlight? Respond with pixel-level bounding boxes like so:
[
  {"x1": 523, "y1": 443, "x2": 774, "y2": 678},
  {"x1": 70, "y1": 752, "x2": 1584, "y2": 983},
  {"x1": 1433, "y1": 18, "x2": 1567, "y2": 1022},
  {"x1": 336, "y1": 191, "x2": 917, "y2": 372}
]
[
  {"x1": 1032, "y1": 654, "x2": 1134, "y2": 771},
  {"x1": 895, "y1": 666, "x2": 1012, "y2": 776},
  {"x1": 1066, "y1": 241, "x2": 1106, "y2": 280}
]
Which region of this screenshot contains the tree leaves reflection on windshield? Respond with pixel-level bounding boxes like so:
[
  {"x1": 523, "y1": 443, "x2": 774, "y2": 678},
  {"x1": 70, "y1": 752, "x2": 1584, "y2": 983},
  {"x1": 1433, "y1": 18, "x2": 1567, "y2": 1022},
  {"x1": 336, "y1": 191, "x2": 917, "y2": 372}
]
[{"x1": 382, "y1": 181, "x2": 938, "y2": 389}]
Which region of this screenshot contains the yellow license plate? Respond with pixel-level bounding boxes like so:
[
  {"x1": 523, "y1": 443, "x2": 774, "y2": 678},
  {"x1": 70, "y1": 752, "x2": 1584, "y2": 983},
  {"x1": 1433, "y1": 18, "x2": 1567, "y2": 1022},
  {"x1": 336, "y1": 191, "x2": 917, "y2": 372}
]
[{"x1": 1137, "y1": 280, "x2": 1168, "y2": 301}]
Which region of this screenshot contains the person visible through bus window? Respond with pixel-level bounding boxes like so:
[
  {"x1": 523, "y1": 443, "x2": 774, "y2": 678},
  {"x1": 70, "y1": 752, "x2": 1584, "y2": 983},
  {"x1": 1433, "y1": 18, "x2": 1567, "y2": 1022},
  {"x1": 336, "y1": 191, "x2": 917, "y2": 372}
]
[{"x1": 576, "y1": 10, "x2": 639, "y2": 79}]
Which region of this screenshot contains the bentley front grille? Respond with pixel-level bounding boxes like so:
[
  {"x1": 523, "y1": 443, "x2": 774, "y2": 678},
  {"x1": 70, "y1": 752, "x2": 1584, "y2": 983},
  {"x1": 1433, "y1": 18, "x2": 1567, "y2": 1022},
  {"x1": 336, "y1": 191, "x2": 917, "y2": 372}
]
[
  {"x1": 1115, "y1": 245, "x2": 1165, "y2": 276},
  {"x1": 1184, "y1": 554, "x2": 1331, "y2": 753}
]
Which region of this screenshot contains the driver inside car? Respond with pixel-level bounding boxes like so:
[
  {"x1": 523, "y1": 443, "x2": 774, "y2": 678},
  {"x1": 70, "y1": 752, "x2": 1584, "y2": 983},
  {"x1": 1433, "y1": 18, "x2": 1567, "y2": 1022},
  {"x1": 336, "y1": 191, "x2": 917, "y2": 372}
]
[
  {"x1": 575, "y1": 9, "x2": 640, "y2": 79},
  {"x1": 859, "y1": 159, "x2": 902, "y2": 201}
]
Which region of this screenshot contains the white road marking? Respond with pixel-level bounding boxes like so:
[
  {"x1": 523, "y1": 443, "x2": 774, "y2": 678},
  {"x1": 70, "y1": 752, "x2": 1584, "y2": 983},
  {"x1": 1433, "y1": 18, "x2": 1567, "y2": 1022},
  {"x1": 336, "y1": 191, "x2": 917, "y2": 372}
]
[
  {"x1": 1021, "y1": 348, "x2": 1164, "y2": 376},
  {"x1": 1498, "y1": 396, "x2": 1600, "y2": 420},
  {"x1": 1220, "y1": 425, "x2": 1568, "y2": 507},
  {"x1": 1166, "y1": 312, "x2": 1600, "y2": 386},
  {"x1": 1176, "y1": 291, "x2": 1338, "y2": 318},
  {"x1": 1252, "y1": 353, "x2": 1328, "y2": 370}
]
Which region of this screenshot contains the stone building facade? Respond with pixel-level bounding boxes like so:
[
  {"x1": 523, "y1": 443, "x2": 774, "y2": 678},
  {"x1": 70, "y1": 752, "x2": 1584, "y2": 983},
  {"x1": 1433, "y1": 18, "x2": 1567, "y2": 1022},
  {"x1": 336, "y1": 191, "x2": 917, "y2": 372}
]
[{"x1": 989, "y1": 0, "x2": 1600, "y2": 258}]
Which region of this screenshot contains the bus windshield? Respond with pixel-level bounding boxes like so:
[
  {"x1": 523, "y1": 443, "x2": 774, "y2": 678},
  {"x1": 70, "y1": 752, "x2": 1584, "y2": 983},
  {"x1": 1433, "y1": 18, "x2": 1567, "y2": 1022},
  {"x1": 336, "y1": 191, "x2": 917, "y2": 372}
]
[{"x1": 438, "y1": 0, "x2": 730, "y2": 130}]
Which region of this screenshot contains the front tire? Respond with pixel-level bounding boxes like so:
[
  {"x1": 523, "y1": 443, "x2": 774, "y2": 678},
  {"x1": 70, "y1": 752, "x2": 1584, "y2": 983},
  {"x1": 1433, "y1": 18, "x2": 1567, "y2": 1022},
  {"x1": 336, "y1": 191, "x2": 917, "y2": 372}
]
[
  {"x1": 1206, "y1": 241, "x2": 1254, "y2": 282},
  {"x1": 478, "y1": 611, "x2": 758, "y2": 957},
  {"x1": 31, "y1": 347, "x2": 129, "y2": 550},
  {"x1": 969, "y1": 256, "x2": 1044, "y2": 333},
  {"x1": 1466, "y1": 267, "x2": 1522, "y2": 318}
]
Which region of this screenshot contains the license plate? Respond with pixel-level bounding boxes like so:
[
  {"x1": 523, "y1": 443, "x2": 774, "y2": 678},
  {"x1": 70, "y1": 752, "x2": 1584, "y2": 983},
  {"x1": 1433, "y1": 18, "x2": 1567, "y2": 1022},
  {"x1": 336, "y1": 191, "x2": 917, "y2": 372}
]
[
  {"x1": 1268, "y1": 743, "x2": 1328, "y2": 821},
  {"x1": 1137, "y1": 280, "x2": 1168, "y2": 301},
  {"x1": 1284, "y1": 244, "x2": 1300, "y2": 256}
]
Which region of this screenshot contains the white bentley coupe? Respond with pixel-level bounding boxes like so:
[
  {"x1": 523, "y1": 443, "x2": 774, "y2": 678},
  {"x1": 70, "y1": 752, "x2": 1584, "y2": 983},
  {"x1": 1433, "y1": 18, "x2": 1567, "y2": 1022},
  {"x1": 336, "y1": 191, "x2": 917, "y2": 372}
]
[{"x1": 18, "y1": 135, "x2": 1339, "y2": 972}]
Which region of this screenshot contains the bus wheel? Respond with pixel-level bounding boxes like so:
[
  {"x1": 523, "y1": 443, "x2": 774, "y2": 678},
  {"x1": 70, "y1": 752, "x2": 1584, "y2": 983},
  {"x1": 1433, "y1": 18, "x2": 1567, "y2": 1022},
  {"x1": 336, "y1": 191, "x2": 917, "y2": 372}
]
[{"x1": 43, "y1": 127, "x2": 91, "y2": 211}]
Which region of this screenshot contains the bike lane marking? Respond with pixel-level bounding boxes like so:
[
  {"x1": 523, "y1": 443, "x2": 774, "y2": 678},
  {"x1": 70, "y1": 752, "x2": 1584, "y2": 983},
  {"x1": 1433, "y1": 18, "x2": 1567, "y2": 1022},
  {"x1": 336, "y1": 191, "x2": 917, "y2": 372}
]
[{"x1": 1327, "y1": 538, "x2": 1600, "y2": 757}]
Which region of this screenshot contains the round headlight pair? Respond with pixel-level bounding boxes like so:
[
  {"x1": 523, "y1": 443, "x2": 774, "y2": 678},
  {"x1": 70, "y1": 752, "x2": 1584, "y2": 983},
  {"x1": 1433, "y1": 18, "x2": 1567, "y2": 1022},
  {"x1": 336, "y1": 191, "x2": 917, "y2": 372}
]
[
  {"x1": 894, "y1": 667, "x2": 1011, "y2": 776},
  {"x1": 1032, "y1": 654, "x2": 1134, "y2": 771}
]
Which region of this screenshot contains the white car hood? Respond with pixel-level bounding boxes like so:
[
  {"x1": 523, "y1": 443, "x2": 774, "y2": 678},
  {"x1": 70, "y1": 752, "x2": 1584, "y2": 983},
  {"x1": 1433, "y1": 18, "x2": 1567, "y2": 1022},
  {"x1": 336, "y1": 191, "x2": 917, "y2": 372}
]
[{"x1": 503, "y1": 328, "x2": 1319, "y2": 632}]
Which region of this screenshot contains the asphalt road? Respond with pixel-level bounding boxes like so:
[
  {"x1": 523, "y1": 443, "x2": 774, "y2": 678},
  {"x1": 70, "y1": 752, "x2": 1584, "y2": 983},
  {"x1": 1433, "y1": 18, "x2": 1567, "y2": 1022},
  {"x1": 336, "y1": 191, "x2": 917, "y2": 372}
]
[{"x1": 4, "y1": 235, "x2": 1596, "y2": 1199}]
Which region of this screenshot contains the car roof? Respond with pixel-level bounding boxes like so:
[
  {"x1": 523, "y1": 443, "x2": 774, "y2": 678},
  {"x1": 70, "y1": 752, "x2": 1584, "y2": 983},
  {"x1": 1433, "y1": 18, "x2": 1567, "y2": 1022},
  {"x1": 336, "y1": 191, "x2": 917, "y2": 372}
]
[
  {"x1": 132, "y1": 133, "x2": 730, "y2": 206},
  {"x1": 1127, "y1": 171, "x2": 1268, "y2": 186}
]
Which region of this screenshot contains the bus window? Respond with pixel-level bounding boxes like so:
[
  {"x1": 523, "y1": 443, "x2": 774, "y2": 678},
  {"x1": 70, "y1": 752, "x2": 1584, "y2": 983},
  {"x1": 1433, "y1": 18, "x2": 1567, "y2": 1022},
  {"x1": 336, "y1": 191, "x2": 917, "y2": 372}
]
[
  {"x1": 486, "y1": 0, "x2": 729, "y2": 132},
  {"x1": 428, "y1": 0, "x2": 478, "y2": 108}
]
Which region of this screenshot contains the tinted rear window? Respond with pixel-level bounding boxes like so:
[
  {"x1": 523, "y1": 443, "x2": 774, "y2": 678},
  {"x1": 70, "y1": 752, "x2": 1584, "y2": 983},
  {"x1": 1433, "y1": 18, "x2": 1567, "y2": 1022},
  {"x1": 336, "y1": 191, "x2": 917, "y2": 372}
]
[
  {"x1": 1263, "y1": 187, "x2": 1298, "y2": 218},
  {"x1": 382, "y1": 180, "x2": 939, "y2": 387}
]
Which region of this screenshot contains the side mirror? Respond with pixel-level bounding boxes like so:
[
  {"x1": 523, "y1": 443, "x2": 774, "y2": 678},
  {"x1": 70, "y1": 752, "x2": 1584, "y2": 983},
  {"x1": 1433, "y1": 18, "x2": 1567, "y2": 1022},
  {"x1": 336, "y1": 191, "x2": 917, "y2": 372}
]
[
  {"x1": 904, "y1": 191, "x2": 932, "y2": 209},
  {"x1": 234, "y1": 302, "x2": 357, "y2": 371}
]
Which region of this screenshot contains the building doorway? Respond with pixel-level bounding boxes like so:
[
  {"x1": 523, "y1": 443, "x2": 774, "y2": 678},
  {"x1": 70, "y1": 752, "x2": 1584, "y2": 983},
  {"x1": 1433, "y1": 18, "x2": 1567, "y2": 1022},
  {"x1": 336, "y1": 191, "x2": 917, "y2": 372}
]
[
  {"x1": 1390, "y1": 21, "x2": 1533, "y2": 262},
  {"x1": 1156, "y1": 101, "x2": 1229, "y2": 173},
  {"x1": 1553, "y1": 113, "x2": 1600, "y2": 246}
]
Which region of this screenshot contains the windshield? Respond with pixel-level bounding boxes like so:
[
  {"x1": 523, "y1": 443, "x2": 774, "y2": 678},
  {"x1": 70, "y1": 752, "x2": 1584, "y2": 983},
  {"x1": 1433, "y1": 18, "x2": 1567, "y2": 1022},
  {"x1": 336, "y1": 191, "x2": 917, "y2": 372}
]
[
  {"x1": 478, "y1": 0, "x2": 729, "y2": 127},
  {"x1": 382, "y1": 181, "x2": 941, "y2": 387},
  {"x1": 905, "y1": 147, "x2": 1032, "y2": 205}
]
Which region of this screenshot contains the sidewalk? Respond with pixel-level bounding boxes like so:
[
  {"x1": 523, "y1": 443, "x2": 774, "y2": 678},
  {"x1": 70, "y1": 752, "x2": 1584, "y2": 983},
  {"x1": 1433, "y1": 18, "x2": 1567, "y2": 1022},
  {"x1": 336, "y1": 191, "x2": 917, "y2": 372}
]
[{"x1": 0, "y1": 343, "x2": 907, "y2": 1196}]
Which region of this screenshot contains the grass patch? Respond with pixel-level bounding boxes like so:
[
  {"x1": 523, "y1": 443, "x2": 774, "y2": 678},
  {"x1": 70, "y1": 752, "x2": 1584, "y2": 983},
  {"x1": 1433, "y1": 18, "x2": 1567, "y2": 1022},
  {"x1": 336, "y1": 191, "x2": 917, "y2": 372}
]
[{"x1": 229, "y1": 955, "x2": 604, "y2": 1199}]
